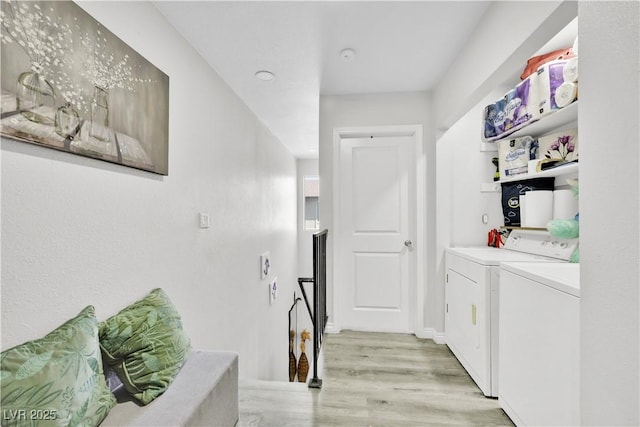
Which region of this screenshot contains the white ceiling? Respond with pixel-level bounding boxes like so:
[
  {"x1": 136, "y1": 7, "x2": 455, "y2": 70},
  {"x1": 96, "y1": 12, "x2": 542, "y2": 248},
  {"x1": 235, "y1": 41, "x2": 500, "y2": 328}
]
[{"x1": 154, "y1": 1, "x2": 491, "y2": 158}]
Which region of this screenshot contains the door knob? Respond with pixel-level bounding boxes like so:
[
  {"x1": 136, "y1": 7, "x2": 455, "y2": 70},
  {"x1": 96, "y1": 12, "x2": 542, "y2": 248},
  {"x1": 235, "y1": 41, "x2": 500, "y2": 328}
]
[{"x1": 404, "y1": 240, "x2": 413, "y2": 248}]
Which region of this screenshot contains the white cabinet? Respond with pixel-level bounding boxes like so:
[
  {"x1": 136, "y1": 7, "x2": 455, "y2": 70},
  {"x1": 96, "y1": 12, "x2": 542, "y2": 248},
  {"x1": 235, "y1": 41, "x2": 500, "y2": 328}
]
[{"x1": 498, "y1": 262, "x2": 580, "y2": 426}]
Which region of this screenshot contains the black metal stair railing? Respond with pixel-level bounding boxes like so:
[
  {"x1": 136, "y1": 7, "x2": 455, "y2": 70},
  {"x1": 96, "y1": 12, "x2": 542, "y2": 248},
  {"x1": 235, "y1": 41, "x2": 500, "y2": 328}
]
[{"x1": 297, "y1": 229, "x2": 328, "y2": 389}]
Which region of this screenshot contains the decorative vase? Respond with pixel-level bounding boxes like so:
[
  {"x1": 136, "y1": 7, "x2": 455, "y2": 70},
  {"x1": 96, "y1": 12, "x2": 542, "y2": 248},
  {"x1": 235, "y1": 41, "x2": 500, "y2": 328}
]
[
  {"x1": 289, "y1": 330, "x2": 297, "y2": 382},
  {"x1": 55, "y1": 102, "x2": 81, "y2": 139},
  {"x1": 297, "y1": 352, "x2": 309, "y2": 383},
  {"x1": 16, "y1": 70, "x2": 56, "y2": 125},
  {"x1": 297, "y1": 329, "x2": 311, "y2": 383},
  {"x1": 90, "y1": 86, "x2": 110, "y2": 142}
]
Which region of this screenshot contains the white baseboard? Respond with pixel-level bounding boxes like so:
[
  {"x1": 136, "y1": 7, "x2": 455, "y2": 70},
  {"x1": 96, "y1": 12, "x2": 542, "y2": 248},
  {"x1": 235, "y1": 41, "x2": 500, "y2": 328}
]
[
  {"x1": 416, "y1": 328, "x2": 446, "y2": 344},
  {"x1": 324, "y1": 322, "x2": 340, "y2": 334}
]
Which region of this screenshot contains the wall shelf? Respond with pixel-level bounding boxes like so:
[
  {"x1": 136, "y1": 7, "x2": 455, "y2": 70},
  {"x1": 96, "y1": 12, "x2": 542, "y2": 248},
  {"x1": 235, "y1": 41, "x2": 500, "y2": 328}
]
[
  {"x1": 486, "y1": 102, "x2": 578, "y2": 144},
  {"x1": 498, "y1": 162, "x2": 578, "y2": 184},
  {"x1": 480, "y1": 182, "x2": 500, "y2": 193},
  {"x1": 482, "y1": 162, "x2": 579, "y2": 192},
  {"x1": 507, "y1": 102, "x2": 578, "y2": 140},
  {"x1": 500, "y1": 226, "x2": 547, "y2": 231}
]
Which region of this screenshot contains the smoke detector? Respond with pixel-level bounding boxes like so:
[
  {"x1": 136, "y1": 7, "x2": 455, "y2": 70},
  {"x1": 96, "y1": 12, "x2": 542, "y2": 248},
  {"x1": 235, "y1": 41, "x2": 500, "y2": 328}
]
[
  {"x1": 340, "y1": 48, "x2": 356, "y2": 62},
  {"x1": 255, "y1": 70, "x2": 275, "y2": 81}
]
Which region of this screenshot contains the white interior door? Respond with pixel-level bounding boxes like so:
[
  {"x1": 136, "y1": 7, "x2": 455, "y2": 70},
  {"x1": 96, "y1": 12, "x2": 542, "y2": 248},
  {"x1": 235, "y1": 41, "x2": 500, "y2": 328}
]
[{"x1": 338, "y1": 135, "x2": 416, "y2": 333}]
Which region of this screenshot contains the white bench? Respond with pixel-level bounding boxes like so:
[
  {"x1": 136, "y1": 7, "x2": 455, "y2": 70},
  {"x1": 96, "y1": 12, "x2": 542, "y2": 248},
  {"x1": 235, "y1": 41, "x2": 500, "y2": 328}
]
[{"x1": 101, "y1": 351, "x2": 239, "y2": 426}]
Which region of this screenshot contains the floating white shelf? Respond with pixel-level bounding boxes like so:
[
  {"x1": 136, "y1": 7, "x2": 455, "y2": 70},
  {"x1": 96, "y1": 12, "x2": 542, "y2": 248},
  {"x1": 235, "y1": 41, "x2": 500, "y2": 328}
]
[
  {"x1": 480, "y1": 182, "x2": 501, "y2": 193},
  {"x1": 507, "y1": 102, "x2": 578, "y2": 139},
  {"x1": 482, "y1": 162, "x2": 579, "y2": 192},
  {"x1": 480, "y1": 102, "x2": 578, "y2": 154},
  {"x1": 498, "y1": 162, "x2": 578, "y2": 184},
  {"x1": 480, "y1": 141, "x2": 498, "y2": 153}
]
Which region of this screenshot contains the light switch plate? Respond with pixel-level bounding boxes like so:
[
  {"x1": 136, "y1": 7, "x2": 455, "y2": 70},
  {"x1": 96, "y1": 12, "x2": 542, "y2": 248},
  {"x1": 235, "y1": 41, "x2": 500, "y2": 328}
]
[
  {"x1": 261, "y1": 251, "x2": 271, "y2": 279},
  {"x1": 199, "y1": 212, "x2": 210, "y2": 229},
  {"x1": 269, "y1": 277, "x2": 278, "y2": 305}
]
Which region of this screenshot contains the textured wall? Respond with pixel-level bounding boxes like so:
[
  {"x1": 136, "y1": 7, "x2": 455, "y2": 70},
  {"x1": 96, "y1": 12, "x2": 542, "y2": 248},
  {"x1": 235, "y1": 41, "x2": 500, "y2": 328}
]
[
  {"x1": 1, "y1": 1, "x2": 297, "y2": 382},
  {"x1": 434, "y1": 89, "x2": 505, "y2": 335},
  {"x1": 579, "y1": 2, "x2": 640, "y2": 424}
]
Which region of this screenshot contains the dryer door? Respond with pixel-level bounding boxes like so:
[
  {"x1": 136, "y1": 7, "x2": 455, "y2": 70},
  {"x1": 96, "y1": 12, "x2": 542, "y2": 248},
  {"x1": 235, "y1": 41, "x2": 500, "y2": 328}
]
[{"x1": 445, "y1": 254, "x2": 490, "y2": 395}]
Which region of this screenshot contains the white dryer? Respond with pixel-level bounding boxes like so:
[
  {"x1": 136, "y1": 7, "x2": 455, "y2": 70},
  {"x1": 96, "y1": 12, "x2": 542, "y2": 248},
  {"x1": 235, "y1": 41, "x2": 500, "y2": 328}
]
[
  {"x1": 498, "y1": 262, "x2": 580, "y2": 426},
  {"x1": 445, "y1": 229, "x2": 578, "y2": 397}
]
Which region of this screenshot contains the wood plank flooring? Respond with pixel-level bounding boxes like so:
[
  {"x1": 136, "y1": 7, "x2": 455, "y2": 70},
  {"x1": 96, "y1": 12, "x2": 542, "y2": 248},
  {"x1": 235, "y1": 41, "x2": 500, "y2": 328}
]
[{"x1": 239, "y1": 330, "x2": 513, "y2": 426}]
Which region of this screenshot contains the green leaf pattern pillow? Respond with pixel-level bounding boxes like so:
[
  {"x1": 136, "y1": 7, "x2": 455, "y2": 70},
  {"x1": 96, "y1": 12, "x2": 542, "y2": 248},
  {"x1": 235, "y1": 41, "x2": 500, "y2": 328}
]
[
  {"x1": 99, "y1": 288, "x2": 191, "y2": 405},
  {"x1": 0, "y1": 306, "x2": 116, "y2": 427}
]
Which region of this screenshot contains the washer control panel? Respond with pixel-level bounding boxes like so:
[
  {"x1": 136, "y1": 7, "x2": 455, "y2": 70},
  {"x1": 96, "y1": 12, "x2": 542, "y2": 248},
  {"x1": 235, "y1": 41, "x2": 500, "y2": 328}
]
[{"x1": 504, "y1": 229, "x2": 578, "y2": 261}]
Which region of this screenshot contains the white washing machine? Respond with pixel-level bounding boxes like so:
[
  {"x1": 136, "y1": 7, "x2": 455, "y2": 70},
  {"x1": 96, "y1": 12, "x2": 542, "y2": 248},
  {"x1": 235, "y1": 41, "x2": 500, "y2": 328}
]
[
  {"x1": 498, "y1": 262, "x2": 580, "y2": 426},
  {"x1": 445, "y1": 229, "x2": 578, "y2": 397}
]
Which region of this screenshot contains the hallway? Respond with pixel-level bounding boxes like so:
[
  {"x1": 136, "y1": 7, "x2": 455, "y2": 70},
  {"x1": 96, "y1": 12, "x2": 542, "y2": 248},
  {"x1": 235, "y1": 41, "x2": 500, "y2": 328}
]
[{"x1": 239, "y1": 330, "x2": 513, "y2": 426}]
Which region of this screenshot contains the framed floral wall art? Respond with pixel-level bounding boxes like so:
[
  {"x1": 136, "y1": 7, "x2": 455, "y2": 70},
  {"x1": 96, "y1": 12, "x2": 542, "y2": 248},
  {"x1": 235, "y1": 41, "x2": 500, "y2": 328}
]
[{"x1": 0, "y1": 0, "x2": 169, "y2": 175}]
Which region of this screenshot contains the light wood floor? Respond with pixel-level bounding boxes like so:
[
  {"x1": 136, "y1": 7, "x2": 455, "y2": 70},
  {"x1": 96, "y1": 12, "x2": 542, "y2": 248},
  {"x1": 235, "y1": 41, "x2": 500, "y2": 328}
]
[{"x1": 239, "y1": 330, "x2": 513, "y2": 426}]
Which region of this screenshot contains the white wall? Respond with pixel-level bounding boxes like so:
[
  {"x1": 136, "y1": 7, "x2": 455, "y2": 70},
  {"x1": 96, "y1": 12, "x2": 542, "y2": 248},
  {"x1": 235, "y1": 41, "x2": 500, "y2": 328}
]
[
  {"x1": 437, "y1": 90, "x2": 505, "y2": 248},
  {"x1": 318, "y1": 91, "x2": 436, "y2": 335},
  {"x1": 1, "y1": 1, "x2": 298, "y2": 382},
  {"x1": 434, "y1": 90, "x2": 505, "y2": 333},
  {"x1": 579, "y1": 2, "x2": 639, "y2": 425}
]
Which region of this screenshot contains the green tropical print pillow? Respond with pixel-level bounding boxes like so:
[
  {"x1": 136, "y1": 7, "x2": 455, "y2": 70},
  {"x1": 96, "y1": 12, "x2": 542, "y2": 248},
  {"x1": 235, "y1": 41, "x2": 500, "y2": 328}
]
[
  {"x1": 0, "y1": 306, "x2": 116, "y2": 427},
  {"x1": 99, "y1": 288, "x2": 191, "y2": 405}
]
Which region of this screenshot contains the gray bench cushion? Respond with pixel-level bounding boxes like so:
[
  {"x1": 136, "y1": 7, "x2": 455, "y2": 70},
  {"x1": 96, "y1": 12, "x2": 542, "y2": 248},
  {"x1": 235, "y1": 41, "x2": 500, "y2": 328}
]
[{"x1": 101, "y1": 350, "x2": 238, "y2": 426}]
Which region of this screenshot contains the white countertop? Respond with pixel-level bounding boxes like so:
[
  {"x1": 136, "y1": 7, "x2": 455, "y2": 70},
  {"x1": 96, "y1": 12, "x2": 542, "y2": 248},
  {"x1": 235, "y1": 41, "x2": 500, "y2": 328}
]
[
  {"x1": 447, "y1": 246, "x2": 564, "y2": 266},
  {"x1": 500, "y1": 262, "x2": 580, "y2": 297}
]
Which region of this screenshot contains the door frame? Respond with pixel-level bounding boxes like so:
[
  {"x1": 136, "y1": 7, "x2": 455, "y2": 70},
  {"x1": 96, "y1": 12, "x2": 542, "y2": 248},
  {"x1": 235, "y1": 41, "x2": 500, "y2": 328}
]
[{"x1": 332, "y1": 124, "x2": 425, "y2": 335}]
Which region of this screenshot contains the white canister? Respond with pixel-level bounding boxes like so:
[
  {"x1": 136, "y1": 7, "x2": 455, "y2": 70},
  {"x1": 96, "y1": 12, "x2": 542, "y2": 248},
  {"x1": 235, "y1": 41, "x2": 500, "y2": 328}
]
[
  {"x1": 553, "y1": 189, "x2": 579, "y2": 220},
  {"x1": 524, "y1": 190, "x2": 554, "y2": 228}
]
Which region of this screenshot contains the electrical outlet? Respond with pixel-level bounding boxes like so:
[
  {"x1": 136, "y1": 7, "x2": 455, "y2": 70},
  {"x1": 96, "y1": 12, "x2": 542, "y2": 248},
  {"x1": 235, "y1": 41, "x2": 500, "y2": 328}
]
[
  {"x1": 269, "y1": 277, "x2": 278, "y2": 305},
  {"x1": 260, "y1": 251, "x2": 271, "y2": 279}
]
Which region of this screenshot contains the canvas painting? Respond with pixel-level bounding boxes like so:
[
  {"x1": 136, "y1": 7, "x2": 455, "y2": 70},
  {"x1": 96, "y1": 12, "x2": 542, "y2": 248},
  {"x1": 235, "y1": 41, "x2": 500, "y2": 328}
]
[{"x1": 0, "y1": 0, "x2": 169, "y2": 175}]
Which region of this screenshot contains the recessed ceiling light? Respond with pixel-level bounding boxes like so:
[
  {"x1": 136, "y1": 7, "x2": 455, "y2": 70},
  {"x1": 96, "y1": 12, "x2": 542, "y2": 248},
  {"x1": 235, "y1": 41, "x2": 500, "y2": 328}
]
[
  {"x1": 255, "y1": 70, "x2": 275, "y2": 81},
  {"x1": 339, "y1": 48, "x2": 356, "y2": 62}
]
